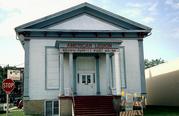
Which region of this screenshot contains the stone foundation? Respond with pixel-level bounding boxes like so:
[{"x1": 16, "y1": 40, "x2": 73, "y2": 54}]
[
  {"x1": 59, "y1": 97, "x2": 73, "y2": 116},
  {"x1": 113, "y1": 96, "x2": 121, "y2": 113},
  {"x1": 24, "y1": 100, "x2": 44, "y2": 115}
]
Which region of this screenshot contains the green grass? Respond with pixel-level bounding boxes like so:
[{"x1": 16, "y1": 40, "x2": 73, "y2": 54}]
[
  {"x1": 1, "y1": 106, "x2": 179, "y2": 116},
  {"x1": 0, "y1": 110, "x2": 24, "y2": 116},
  {"x1": 144, "y1": 106, "x2": 179, "y2": 116}
]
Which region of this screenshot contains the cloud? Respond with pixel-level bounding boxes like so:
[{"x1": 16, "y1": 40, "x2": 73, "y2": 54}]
[
  {"x1": 0, "y1": 0, "x2": 88, "y2": 66},
  {"x1": 126, "y1": 3, "x2": 143, "y2": 8},
  {"x1": 170, "y1": 16, "x2": 179, "y2": 23},
  {"x1": 120, "y1": 2, "x2": 158, "y2": 24},
  {"x1": 0, "y1": 0, "x2": 87, "y2": 39},
  {"x1": 172, "y1": 28, "x2": 179, "y2": 39},
  {"x1": 0, "y1": 8, "x2": 21, "y2": 23},
  {"x1": 142, "y1": 17, "x2": 155, "y2": 24},
  {"x1": 165, "y1": 0, "x2": 179, "y2": 9},
  {"x1": 148, "y1": 2, "x2": 159, "y2": 16}
]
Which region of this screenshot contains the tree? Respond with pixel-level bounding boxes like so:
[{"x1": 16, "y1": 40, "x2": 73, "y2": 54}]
[
  {"x1": 144, "y1": 58, "x2": 165, "y2": 69},
  {"x1": 0, "y1": 65, "x2": 17, "y2": 102}
]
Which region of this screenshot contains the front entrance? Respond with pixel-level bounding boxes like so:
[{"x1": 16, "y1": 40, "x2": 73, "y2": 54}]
[
  {"x1": 76, "y1": 56, "x2": 96, "y2": 95},
  {"x1": 77, "y1": 73, "x2": 96, "y2": 95}
]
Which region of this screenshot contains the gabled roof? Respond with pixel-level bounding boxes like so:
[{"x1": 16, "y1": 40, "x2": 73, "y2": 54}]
[{"x1": 15, "y1": 2, "x2": 151, "y2": 33}]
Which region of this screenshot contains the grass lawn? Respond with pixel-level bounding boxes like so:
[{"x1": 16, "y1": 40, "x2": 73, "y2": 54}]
[
  {"x1": 0, "y1": 110, "x2": 24, "y2": 116},
  {"x1": 0, "y1": 109, "x2": 40, "y2": 116},
  {"x1": 144, "y1": 106, "x2": 179, "y2": 116},
  {"x1": 0, "y1": 106, "x2": 179, "y2": 116}
]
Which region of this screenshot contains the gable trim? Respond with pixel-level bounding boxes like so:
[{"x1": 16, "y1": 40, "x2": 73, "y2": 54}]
[{"x1": 15, "y1": 3, "x2": 151, "y2": 32}]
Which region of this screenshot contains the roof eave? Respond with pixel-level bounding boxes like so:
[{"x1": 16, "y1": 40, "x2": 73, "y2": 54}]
[{"x1": 16, "y1": 29, "x2": 151, "y2": 33}]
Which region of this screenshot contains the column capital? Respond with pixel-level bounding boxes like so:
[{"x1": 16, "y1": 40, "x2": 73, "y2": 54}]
[
  {"x1": 114, "y1": 52, "x2": 120, "y2": 57},
  {"x1": 59, "y1": 51, "x2": 64, "y2": 54},
  {"x1": 106, "y1": 52, "x2": 110, "y2": 54}
]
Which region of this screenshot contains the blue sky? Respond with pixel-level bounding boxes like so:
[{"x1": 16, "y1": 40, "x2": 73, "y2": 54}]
[{"x1": 0, "y1": 0, "x2": 179, "y2": 66}]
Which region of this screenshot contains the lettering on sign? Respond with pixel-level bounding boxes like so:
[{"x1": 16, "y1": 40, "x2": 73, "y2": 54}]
[
  {"x1": 67, "y1": 43, "x2": 92, "y2": 48},
  {"x1": 2, "y1": 83, "x2": 14, "y2": 88},
  {"x1": 60, "y1": 43, "x2": 119, "y2": 53},
  {"x1": 2, "y1": 79, "x2": 15, "y2": 94}
]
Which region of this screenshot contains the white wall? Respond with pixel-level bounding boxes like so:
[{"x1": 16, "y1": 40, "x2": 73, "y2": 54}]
[
  {"x1": 29, "y1": 39, "x2": 60, "y2": 100},
  {"x1": 28, "y1": 38, "x2": 141, "y2": 100},
  {"x1": 99, "y1": 54, "x2": 108, "y2": 95},
  {"x1": 121, "y1": 40, "x2": 141, "y2": 94}
]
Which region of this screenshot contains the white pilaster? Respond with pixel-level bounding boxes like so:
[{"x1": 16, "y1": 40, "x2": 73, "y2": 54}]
[
  {"x1": 59, "y1": 52, "x2": 64, "y2": 96},
  {"x1": 69, "y1": 53, "x2": 73, "y2": 91},
  {"x1": 106, "y1": 53, "x2": 110, "y2": 94}
]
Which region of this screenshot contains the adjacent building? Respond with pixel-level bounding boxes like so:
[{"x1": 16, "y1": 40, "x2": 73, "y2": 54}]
[
  {"x1": 15, "y1": 3, "x2": 151, "y2": 115},
  {"x1": 145, "y1": 58, "x2": 179, "y2": 106}
]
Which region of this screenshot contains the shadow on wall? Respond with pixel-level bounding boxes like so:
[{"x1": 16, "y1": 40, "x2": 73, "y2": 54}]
[{"x1": 146, "y1": 69, "x2": 179, "y2": 106}]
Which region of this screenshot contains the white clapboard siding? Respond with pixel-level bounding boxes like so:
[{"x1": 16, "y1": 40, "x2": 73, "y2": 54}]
[{"x1": 46, "y1": 48, "x2": 59, "y2": 89}]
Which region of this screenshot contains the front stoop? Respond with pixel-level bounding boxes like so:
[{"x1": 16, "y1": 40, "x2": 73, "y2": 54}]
[{"x1": 74, "y1": 96, "x2": 119, "y2": 116}]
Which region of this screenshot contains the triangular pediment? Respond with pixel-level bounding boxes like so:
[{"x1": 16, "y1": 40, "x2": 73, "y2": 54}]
[
  {"x1": 47, "y1": 14, "x2": 122, "y2": 30},
  {"x1": 15, "y1": 3, "x2": 151, "y2": 33}
]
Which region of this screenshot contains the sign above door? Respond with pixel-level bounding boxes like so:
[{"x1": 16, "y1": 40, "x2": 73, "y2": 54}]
[{"x1": 56, "y1": 41, "x2": 121, "y2": 53}]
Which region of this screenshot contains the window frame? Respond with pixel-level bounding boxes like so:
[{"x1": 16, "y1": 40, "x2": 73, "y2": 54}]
[{"x1": 44, "y1": 100, "x2": 59, "y2": 116}]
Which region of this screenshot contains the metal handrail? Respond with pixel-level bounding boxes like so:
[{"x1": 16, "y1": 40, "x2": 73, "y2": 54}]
[
  {"x1": 71, "y1": 88, "x2": 75, "y2": 116},
  {"x1": 71, "y1": 88, "x2": 75, "y2": 107}
]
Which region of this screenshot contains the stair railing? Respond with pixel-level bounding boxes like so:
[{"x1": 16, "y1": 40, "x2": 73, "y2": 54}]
[
  {"x1": 71, "y1": 88, "x2": 75, "y2": 107},
  {"x1": 71, "y1": 88, "x2": 75, "y2": 116}
]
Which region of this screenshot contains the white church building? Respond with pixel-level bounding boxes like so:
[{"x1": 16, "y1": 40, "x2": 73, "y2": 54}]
[{"x1": 15, "y1": 3, "x2": 151, "y2": 116}]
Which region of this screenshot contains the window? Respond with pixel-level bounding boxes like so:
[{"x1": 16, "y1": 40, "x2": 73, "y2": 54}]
[
  {"x1": 53, "y1": 101, "x2": 59, "y2": 115},
  {"x1": 82, "y1": 75, "x2": 86, "y2": 84},
  {"x1": 77, "y1": 73, "x2": 79, "y2": 83},
  {"x1": 46, "y1": 101, "x2": 52, "y2": 116},
  {"x1": 93, "y1": 73, "x2": 95, "y2": 83},
  {"x1": 87, "y1": 75, "x2": 91, "y2": 83},
  {"x1": 45, "y1": 100, "x2": 59, "y2": 116}
]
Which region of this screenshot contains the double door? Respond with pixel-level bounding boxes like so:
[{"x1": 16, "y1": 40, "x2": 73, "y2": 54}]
[{"x1": 77, "y1": 73, "x2": 96, "y2": 95}]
